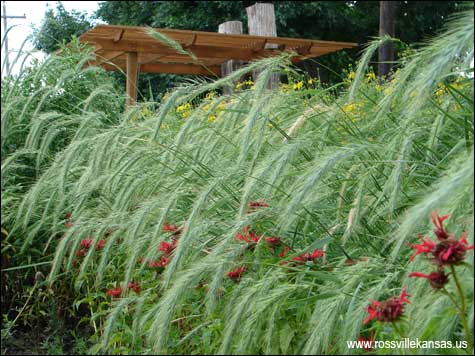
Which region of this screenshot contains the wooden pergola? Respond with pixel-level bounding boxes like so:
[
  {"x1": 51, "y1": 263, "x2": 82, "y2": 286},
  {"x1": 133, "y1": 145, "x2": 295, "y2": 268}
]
[{"x1": 79, "y1": 25, "x2": 357, "y2": 105}]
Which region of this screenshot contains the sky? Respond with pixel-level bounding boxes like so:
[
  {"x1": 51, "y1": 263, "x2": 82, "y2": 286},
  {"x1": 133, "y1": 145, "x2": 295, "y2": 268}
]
[{"x1": 1, "y1": 1, "x2": 101, "y2": 76}]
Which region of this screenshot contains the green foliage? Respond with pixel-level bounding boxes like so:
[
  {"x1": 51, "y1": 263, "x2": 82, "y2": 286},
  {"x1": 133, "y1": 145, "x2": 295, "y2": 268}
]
[
  {"x1": 33, "y1": 2, "x2": 92, "y2": 54},
  {"x1": 94, "y1": 1, "x2": 468, "y2": 86},
  {"x1": 2, "y1": 7, "x2": 474, "y2": 356}
]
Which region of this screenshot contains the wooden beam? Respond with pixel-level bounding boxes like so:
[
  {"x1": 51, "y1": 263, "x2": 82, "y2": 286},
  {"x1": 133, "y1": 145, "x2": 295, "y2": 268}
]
[
  {"x1": 84, "y1": 38, "x2": 280, "y2": 61},
  {"x1": 126, "y1": 52, "x2": 138, "y2": 107},
  {"x1": 90, "y1": 50, "x2": 124, "y2": 66},
  {"x1": 103, "y1": 62, "x2": 221, "y2": 76}
]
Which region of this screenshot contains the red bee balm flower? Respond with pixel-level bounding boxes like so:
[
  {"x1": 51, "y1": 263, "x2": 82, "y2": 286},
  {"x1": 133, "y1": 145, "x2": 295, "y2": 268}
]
[
  {"x1": 279, "y1": 246, "x2": 291, "y2": 258},
  {"x1": 159, "y1": 256, "x2": 170, "y2": 267},
  {"x1": 148, "y1": 260, "x2": 161, "y2": 269},
  {"x1": 227, "y1": 267, "x2": 245, "y2": 281},
  {"x1": 410, "y1": 237, "x2": 436, "y2": 261},
  {"x1": 127, "y1": 282, "x2": 141, "y2": 294},
  {"x1": 80, "y1": 239, "x2": 93, "y2": 249},
  {"x1": 265, "y1": 236, "x2": 281, "y2": 246},
  {"x1": 409, "y1": 271, "x2": 449, "y2": 290},
  {"x1": 364, "y1": 288, "x2": 411, "y2": 324},
  {"x1": 159, "y1": 241, "x2": 175, "y2": 255},
  {"x1": 106, "y1": 287, "x2": 122, "y2": 298},
  {"x1": 235, "y1": 228, "x2": 261, "y2": 244},
  {"x1": 292, "y1": 249, "x2": 325, "y2": 262},
  {"x1": 432, "y1": 233, "x2": 474, "y2": 266},
  {"x1": 411, "y1": 233, "x2": 473, "y2": 266},
  {"x1": 163, "y1": 223, "x2": 178, "y2": 233},
  {"x1": 431, "y1": 212, "x2": 450, "y2": 240},
  {"x1": 96, "y1": 239, "x2": 106, "y2": 250}
]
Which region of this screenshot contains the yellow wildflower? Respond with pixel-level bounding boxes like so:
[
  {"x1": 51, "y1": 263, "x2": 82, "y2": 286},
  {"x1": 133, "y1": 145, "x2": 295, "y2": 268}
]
[
  {"x1": 207, "y1": 115, "x2": 217, "y2": 123},
  {"x1": 217, "y1": 103, "x2": 227, "y2": 111},
  {"x1": 205, "y1": 91, "x2": 216, "y2": 100},
  {"x1": 365, "y1": 71, "x2": 376, "y2": 82},
  {"x1": 293, "y1": 81, "x2": 304, "y2": 90},
  {"x1": 176, "y1": 102, "x2": 192, "y2": 118}
]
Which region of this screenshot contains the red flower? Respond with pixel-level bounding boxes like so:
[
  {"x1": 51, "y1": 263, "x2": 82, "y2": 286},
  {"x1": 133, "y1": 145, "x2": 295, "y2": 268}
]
[
  {"x1": 292, "y1": 249, "x2": 325, "y2": 263},
  {"x1": 148, "y1": 260, "x2": 161, "y2": 269},
  {"x1": 432, "y1": 232, "x2": 474, "y2": 266},
  {"x1": 159, "y1": 241, "x2": 175, "y2": 255},
  {"x1": 96, "y1": 239, "x2": 106, "y2": 250},
  {"x1": 431, "y1": 212, "x2": 450, "y2": 240},
  {"x1": 80, "y1": 239, "x2": 93, "y2": 249},
  {"x1": 127, "y1": 282, "x2": 141, "y2": 294},
  {"x1": 65, "y1": 221, "x2": 74, "y2": 228},
  {"x1": 364, "y1": 288, "x2": 410, "y2": 324},
  {"x1": 163, "y1": 223, "x2": 178, "y2": 233},
  {"x1": 409, "y1": 271, "x2": 449, "y2": 290},
  {"x1": 64, "y1": 212, "x2": 72, "y2": 219},
  {"x1": 75, "y1": 249, "x2": 85, "y2": 257},
  {"x1": 235, "y1": 228, "x2": 261, "y2": 244},
  {"x1": 159, "y1": 256, "x2": 170, "y2": 267},
  {"x1": 227, "y1": 267, "x2": 245, "y2": 281},
  {"x1": 410, "y1": 237, "x2": 436, "y2": 261},
  {"x1": 279, "y1": 245, "x2": 291, "y2": 258},
  {"x1": 265, "y1": 236, "x2": 281, "y2": 247},
  {"x1": 106, "y1": 287, "x2": 122, "y2": 298},
  {"x1": 411, "y1": 233, "x2": 473, "y2": 266}
]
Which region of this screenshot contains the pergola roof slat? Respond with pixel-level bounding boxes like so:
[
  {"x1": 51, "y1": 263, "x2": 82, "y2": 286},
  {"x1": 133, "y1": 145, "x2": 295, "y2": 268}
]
[{"x1": 78, "y1": 24, "x2": 357, "y2": 79}]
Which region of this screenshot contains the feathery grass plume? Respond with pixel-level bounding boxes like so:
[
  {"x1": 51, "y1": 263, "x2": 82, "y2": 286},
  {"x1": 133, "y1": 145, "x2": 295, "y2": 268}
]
[{"x1": 1, "y1": 6, "x2": 473, "y2": 355}]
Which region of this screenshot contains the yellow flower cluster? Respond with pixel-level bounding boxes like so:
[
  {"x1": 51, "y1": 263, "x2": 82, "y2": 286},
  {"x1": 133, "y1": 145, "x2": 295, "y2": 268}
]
[
  {"x1": 280, "y1": 78, "x2": 318, "y2": 92},
  {"x1": 365, "y1": 71, "x2": 376, "y2": 82},
  {"x1": 344, "y1": 70, "x2": 356, "y2": 84},
  {"x1": 131, "y1": 106, "x2": 155, "y2": 122},
  {"x1": 235, "y1": 80, "x2": 254, "y2": 90},
  {"x1": 176, "y1": 102, "x2": 192, "y2": 118},
  {"x1": 342, "y1": 102, "x2": 362, "y2": 117},
  {"x1": 202, "y1": 100, "x2": 228, "y2": 123},
  {"x1": 293, "y1": 81, "x2": 304, "y2": 90}
]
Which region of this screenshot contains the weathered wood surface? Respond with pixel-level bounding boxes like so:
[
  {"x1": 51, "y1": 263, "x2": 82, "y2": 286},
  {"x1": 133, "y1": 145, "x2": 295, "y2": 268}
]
[
  {"x1": 126, "y1": 52, "x2": 138, "y2": 107},
  {"x1": 218, "y1": 21, "x2": 243, "y2": 93},
  {"x1": 246, "y1": 3, "x2": 280, "y2": 89}
]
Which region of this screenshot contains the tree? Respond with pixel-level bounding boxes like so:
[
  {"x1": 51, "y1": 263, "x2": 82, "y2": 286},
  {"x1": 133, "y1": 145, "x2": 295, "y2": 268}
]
[
  {"x1": 33, "y1": 1, "x2": 468, "y2": 100},
  {"x1": 378, "y1": 1, "x2": 396, "y2": 77},
  {"x1": 94, "y1": 1, "x2": 466, "y2": 83},
  {"x1": 33, "y1": 2, "x2": 92, "y2": 54}
]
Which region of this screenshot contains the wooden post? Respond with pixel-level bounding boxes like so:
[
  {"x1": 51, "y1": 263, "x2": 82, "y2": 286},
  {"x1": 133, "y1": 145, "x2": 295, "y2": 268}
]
[
  {"x1": 246, "y1": 2, "x2": 279, "y2": 89},
  {"x1": 378, "y1": 1, "x2": 396, "y2": 77},
  {"x1": 126, "y1": 52, "x2": 138, "y2": 107},
  {"x1": 218, "y1": 21, "x2": 243, "y2": 94}
]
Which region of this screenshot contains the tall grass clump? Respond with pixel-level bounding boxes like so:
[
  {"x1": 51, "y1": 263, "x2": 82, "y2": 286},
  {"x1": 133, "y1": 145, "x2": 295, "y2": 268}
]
[{"x1": 2, "y1": 9, "x2": 473, "y2": 355}]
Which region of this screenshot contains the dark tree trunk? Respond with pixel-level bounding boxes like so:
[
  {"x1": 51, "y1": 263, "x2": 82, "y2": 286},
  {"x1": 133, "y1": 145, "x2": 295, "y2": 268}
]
[{"x1": 378, "y1": 1, "x2": 396, "y2": 77}]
